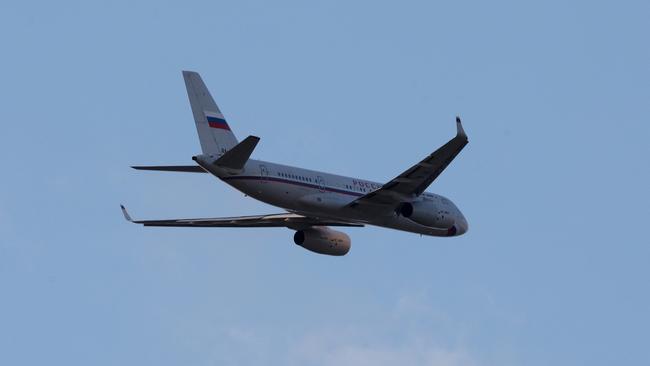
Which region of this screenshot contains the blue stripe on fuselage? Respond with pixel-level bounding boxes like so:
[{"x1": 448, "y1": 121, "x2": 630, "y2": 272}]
[{"x1": 221, "y1": 176, "x2": 364, "y2": 197}]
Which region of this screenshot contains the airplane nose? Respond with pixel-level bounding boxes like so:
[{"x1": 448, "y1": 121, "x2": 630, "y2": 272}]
[{"x1": 456, "y1": 214, "x2": 469, "y2": 235}]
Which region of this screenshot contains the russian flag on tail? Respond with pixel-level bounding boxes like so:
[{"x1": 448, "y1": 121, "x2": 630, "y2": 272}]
[{"x1": 206, "y1": 113, "x2": 230, "y2": 131}]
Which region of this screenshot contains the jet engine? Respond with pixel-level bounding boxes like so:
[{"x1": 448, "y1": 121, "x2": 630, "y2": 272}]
[
  {"x1": 293, "y1": 227, "x2": 351, "y2": 256},
  {"x1": 398, "y1": 202, "x2": 455, "y2": 229}
]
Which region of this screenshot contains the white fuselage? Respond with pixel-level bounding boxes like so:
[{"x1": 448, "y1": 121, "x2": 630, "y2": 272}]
[{"x1": 211, "y1": 159, "x2": 468, "y2": 237}]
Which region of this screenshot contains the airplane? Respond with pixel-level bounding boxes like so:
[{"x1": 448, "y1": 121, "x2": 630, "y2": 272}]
[{"x1": 121, "y1": 71, "x2": 469, "y2": 256}]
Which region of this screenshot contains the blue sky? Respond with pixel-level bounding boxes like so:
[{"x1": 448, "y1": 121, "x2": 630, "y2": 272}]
[{"x1": 1, "y1": 0, "x2": 649, "y2": 365}]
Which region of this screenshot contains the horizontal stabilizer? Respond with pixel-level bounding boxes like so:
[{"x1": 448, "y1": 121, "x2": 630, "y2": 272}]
[
  {"x1": 214, "y1": 135, "x2": 260, "y2": 170},
  {"x1": 131, "y1": 165, "x2": 206, "y2": 173}
]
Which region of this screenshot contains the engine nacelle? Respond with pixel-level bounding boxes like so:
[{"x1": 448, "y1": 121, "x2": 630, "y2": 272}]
[
  {"x1": 398, "y1": 201, "x2": 455, "y2": 229},
  {"x1": 293, "y1": 227, "x2": 351, "y2": 256}
]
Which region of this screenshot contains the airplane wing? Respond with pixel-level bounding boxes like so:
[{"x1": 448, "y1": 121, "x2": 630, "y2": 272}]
[
  {"x1": 348, "y1": 117, "x2": 468, "y2": 208},
  {"x1": 120, "y1": 205, "x2": 363, "y2": 228}
]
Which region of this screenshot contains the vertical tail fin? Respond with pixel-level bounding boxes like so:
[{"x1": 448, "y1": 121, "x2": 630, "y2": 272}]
[{"x1": 182, "y1": 71, "x2": 239, "y2": 155}]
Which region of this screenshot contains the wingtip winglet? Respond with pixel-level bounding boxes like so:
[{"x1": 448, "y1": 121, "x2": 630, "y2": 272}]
[
  {"x1": 120, "y1": 204, "x2": 133, "y2": 222},
  {"x1": 456, "y1": 116, "x2": 467, "y2": 139}
]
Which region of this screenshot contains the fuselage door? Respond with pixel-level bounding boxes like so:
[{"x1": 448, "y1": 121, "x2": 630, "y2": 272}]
[
  {"x1": 259, "y1": 164, "x2": 269, "y2": 183},
  {"x1": 316, "y1": 175, "x2": 325, "y2": 193}
]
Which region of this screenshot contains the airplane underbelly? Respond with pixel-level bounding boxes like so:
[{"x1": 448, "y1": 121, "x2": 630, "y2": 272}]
[
  {"x1": 226, "y1": 178, "x2": 312, "y2": 210},
  {"x1": 224, "y1": 177, "x2": 451, "y2": 237}
]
